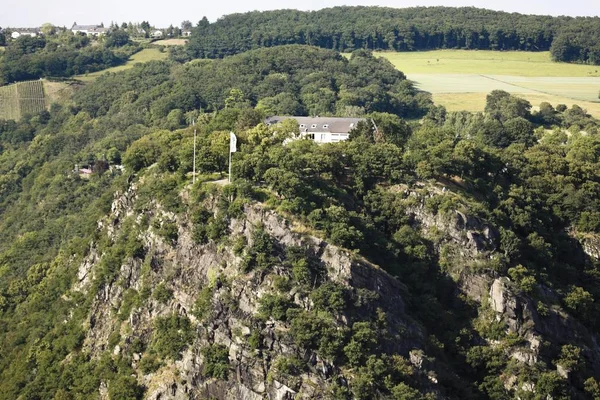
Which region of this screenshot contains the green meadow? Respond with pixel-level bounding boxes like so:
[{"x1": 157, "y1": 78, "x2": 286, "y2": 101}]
[{"x1": 75, "y1": 48, "x2": 168, "y2": 81}]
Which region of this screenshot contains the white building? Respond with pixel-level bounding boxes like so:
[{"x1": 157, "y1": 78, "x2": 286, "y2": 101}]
[
  {"x1": 10, "y1": 28, "x2": 40, "y2": 39},
  {"x1": 71, "y1": 23, "x2": 108, "y2": 36},
  {"x1": 265, "y1": 116, "x2": 365, "y2": 144},
  {"x1": 152, "y1": 30, "x2": 163, "y2": 38}
]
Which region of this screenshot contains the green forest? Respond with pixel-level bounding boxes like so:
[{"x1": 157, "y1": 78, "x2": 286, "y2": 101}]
[
  {"x1": 0, "y1": 12, "x2": 600, "y2": 400},
  {"x1": 0, "y1": 29, "x2": 137, "y2": 84},
  {"x1": 0, "y1": 45, "x2": 600, "y2": 399},
  {"x1": 180, "y1": 7, "x2": 600, "y2": 65}
]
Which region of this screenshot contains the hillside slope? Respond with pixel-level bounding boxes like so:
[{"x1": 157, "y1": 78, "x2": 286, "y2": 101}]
[{"x1": 0, "y1": 80, "x2": 46, "y2": 120}]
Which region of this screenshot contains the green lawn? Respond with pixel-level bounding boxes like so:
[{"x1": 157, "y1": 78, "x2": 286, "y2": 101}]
[
  {"x1": 75, "y1": 48, "x2": 168, "y2": 81},
  {"x1": 375, "y1": 50, "x2": 600, "y2": 77}
]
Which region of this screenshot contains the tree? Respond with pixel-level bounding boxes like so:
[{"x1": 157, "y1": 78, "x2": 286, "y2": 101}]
[
  {"x1": 122, "y1": 137, "x2": 160, "y2": 171},
  {"x1": 485, "y1": 90, "x2": 531, "y2": 122},
  {"x1": 181, "y1": 20, "x2": 193, "y2": 31},
  {"x1": 201, "y1": 344, "x2": 230, "y2": 379},
  {"x1": 40, "y1": 23, "x2": 56, "y2": 36},
  {"x1": 504, "y1": 117, "x2": 535, "y2": 147},
  {"x1": 105, "y1": 29, "x2": 130, "y2": 47},
  {"x1": 370, "y1": 112, "x2": 411, "y2": 147},
  {"x1": 108, "y1": 375, "x2": 144, "y2": 400}
]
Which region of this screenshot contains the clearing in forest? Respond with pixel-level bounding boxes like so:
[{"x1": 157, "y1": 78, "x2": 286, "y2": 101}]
[
  {"x1": 374, "y1": 50, "x2": 600, "y2": 117},
  {"x1": 74, "y1": 48, "x2": 168, "y2": 81},
  {"x1": 153, "y1": 38, "x2": 188, "y2": 46}
]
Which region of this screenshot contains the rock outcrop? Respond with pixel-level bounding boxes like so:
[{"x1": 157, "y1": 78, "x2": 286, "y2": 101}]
[{"x1": 74, "y1": 187, "x2": 435, "y2": 399}]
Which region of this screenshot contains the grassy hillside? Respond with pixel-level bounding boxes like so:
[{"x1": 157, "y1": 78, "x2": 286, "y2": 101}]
[
  {"x1": 74, "y1": 48, "x2": 168, "y2": 81},
  {"x1": 0, "y1": 80, "x2": 46, "y2": 120}
]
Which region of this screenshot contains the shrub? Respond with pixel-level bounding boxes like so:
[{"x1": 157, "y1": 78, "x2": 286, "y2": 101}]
[
  {"x1": 310, "y1": 282, "x2": 347, "y2": 313},
  {"x1": 119, "y1": 289, "x2": 140, "y2": 321},
  {"x1": 564, "y1": 286, "x2": 594, "y2": 319},
  {"x1": 201, "y1": 344, "x2": 230, "y2": 380},
  {"x1": 290, "y1": 311, "x2": 347, "y2": 360},
  {"x1": 151, "y1": 314, "x2": 194, "y2": 360},
  {"x1": 258, "y1": 294, "x2": 295, "y2": 321},
  {"x1": 268, "y1": 356, "x2": 304, "y2": 390},
  {"x1": 343, "y1": 322, "x2": 378, "y2": 366},
  {"x1": 192, "y1": 286, "x2": 214, "y2": 321},
  {"x1": 108, "y1": 375, "x2": 144, "y2": 400},
  {"x1": 139, "y1": 352, "x2": 162, "y2": 374},
  {"x1": 156, "y1": 220, "x2": 178, "y2": 243},
  {"x1": 152, "y1": 283, "x2": 173, "y2": 304}
]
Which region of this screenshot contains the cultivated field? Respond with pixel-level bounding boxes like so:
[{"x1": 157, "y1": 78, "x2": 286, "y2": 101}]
[
  {"x1": 153, "y1": 38, "x2": 187, "y2": 46},
  {"x1": 0, "y1": 80, "x2": 46, "y2": 120},
  {"x1": 376, "y1": 50, "x2": 600, "y2": 77},
  {"x1": 374, "y1": 50, "x2": 600, "y2": 118},
  {"x1": 75, "y1": 48, "x2": 168, "y2": 81}
]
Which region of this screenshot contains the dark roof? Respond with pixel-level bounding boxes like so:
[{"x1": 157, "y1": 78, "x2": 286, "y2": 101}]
[
  {"x1": 11, "y1": 28, "x2": 40, "y2": 33},
  {"x1": 71, "y1": 23, "x2": 104, "y2": 30},
  {"x1": 265, "y1": 116, "x2": 364, "y2": 134}
]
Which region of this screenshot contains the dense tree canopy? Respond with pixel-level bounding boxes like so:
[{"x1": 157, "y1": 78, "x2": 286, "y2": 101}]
[
  {"x1": 0, "y1": 31, "x2": 138, "y2": 84},
  {"x1": 0, "y1": 43, "x2": 600, "y2": 399},
  {"x1": 75, "y1": 45, "x2": 432, "y2": 119},
  {"x1": 182, "y1": 6, "x2": 600, "y2": 64}
]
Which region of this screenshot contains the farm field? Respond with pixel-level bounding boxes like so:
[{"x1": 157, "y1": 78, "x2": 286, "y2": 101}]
[
  {"x1": 75, "y1": 48, "x2": 168, "y2": 81},
  {"x1": 375, "y1": 50, "x2": 600, "y2": 77},
  {"x1": 373, "y1": 50, "x2": 600, "y2": 118},
  {"x1": 153, "y1": 38, "x2": 187, "y2": 46},
  {"x1": 432, "y1": 93, "x2": 600, "y2": 118},
  {"x1": 0, "y1": 80, "x2": 46, "y2": 120}
]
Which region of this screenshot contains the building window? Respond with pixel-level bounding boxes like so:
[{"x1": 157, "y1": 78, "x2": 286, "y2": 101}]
[
  {"x1": 299, "y1": 124, "x2": 305, "y2": 128},
  {"x1": 323, "y1": 124, "x2": 329, "y2": 128},
  {"x1": 311, "y1": 124, "x2": 317, "y2": 128}
]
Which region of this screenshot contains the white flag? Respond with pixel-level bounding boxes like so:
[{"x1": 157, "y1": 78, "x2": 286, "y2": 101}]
[{"x1": 229, "y1": 131, "x2": 237, "y2": 153}]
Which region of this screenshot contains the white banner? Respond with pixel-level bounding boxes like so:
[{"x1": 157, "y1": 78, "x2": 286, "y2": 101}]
[{"x1": 230, "y1": 131, "x2": 237, "y2": 153}]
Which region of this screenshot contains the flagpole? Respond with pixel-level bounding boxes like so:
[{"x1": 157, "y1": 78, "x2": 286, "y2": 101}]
[
  {"x1": 192, "y1": 119, "x2": 196, "y2": 184},
  {"x1": 228, "y1": 150, "x2": 232, "y2": 183},
  {"x1": 229, "y1": 131, "x2": 236, "y2": 183}
]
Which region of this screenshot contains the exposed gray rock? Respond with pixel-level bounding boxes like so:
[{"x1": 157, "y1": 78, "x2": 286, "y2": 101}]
[{"x1": 75, "y1": 191, "x2": 432, "y2": 399}]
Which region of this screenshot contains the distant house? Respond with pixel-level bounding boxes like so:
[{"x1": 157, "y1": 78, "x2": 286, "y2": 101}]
[
  {"x1": 71, "y1": 23, "x2": 108, "y2": 36},
  {"x1": 152, "y1": 30, "x2": 163, "y2": 38},
  {"x1": 10, "y1": 28, "x2": 40, "y2": 39},
  {"x1": 182, "y1": 30, "x2": 192, "y2": 37},
  {"x1": 265, "y1": 116, "x2": 365, "y2": 144}
]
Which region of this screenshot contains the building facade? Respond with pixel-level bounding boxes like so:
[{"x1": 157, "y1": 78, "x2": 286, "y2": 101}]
[
  {"x1": 265, "y1": 116, "x2": 365, "y2": 144},
  {"x1": 71, "y1": 23, "x2": 108, "y2": 36}
]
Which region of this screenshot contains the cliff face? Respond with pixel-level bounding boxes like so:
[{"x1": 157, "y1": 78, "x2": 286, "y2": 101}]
[
  {"x1": 73, "y1": 184, "x2": 438, "y2": 399},
  {"x1": 72, "y1": 182, "x2": 600, "y2": 399}
]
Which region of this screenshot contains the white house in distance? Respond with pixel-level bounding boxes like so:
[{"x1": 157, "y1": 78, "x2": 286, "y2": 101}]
[
  {"x1": 71, "y1": 23, "x2": 108, "y2": 36},
  {"x1": 265, "y1": 116, "x2": 365, "y2": 144},
  {"x1": 152, "y1": 30, "x2": 163, "y2": 38},
  {"x1": 10, "y1": 28, "x2": 40, "y2": 39}
]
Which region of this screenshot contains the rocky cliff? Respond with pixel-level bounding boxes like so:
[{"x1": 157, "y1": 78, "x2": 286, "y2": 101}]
[
  {"x1": 72, "y1": 183, "x2": 444, "y2": 399},
  {"x1": 70, "y1": 181, "x2": 600, "y2": 399}
]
